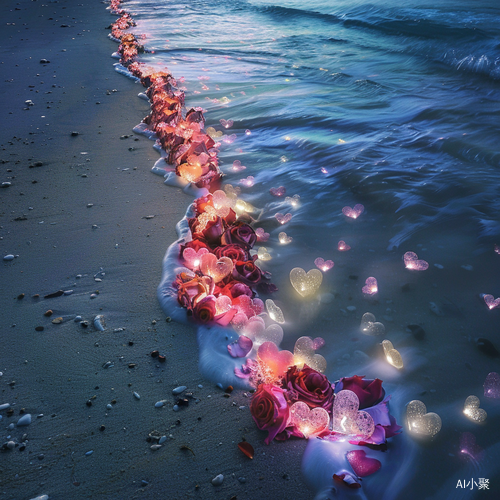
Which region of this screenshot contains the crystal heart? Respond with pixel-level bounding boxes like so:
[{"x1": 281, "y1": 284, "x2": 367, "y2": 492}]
[
  {"x1": 266, "y1": 299, "x2": 285, "y2": 324},
  {"x1": 257, "y1": 247, "x2": 271, "y2": 261},
  {"x1": 381, "y1": 340, "x2": 404, "y2": 369},
  {"x1": 342, "y1": 204, "x2": 364, "y2": 219},
  {"x1": 223, "y1": 183, "x2": 241, "y2": 198},
  {"x1": 177, "y1": 162, "x2": 203, "y2": 182},
  {"x1": 346, "y1": 450, "x2": 381, "y2": 478},
  {"x1": 360, "y1": 312, "x2": 385, "y2": 336},
  {"x1": 362, "y1": 277, "x2": 378, "y2": 295},
  {"x1": 205, "y1": 127, "x2": 223, "y2": 138},
  {"x1": 231, "y1": 160, "x2": 246, "y2": 172},
  {"x1": 406, "y1": 400, "x2": 442, "y2": 437},
  {"x1": 220, "y1": 118, "x2": 233, "y2": 129},
  {"x1": 227, "y1": 335, "x2": 253, "y2": 358},
  {"x1": 239, "y1": 176, "x2": 255, "y2": 187},
  {"x1": 338, "y1": 240, "x2": 351, "y2": 251},
  {"x1": 246, "y1": 323, "x2": 284, "y2": 349},
  {"x1": 314, "y1": 258, "x2": 334, "y2": 272},
  {"x1": 199, "y1": 253, "x2": 233, "y2": 283},
  {"x1": 293, "y1": 336, "x2": 327, "y2": 373},
  {"x1": 290, "y1": 401, "x2": 330, "y2": 438},
  {"x1": 182, "y1": 247, "x2": 209, "y2": 271},
  {"x1": 483, "y1": 294, "x2": 500, "y2": 310},
  {"x1": 484, "y1": 372, "x2": 500, "y2": 399},
  {"x1": 463, "y1": 395, "x2": 487, "y2": 423},
  {"x1": 233, "y1": 295, "x2": 264, "y2": 318},
  {"x1": 212, "y1": 189, "x2": 235, "y2": 210},
  {"x1": 290, "y1": 268, "x2": 323, "y2": 298},
  {"x1": 222, "y1": 133, "x2": 237, "y2": 144},
  {"x1": 403, "y1": 251, "x2": 429, "y2": 271},
  {"x1": 255, "y1": 227, "x2": 270, "y2": 242},
  {"x1": 312, "y1": 337, "x2": 325, "y2": 350},
  {"x1": 214, "y1": 295, "x2": 233, "y2": 316},
  {"x1": 279, "y1": 232, "x2": 293, "y2": 245},
  {"x1": 285, "y1": 194, "x2": 300, "y2": 207},
  {"x1": 275, "y1": 212, "x2": 293, "y2": 225},
  {"x1": 331, "y1": 390, "x2": 374, "y2": 438},
  {"x1": 459, "y1": 431, "x2": 484, "y2": 462},
  {"x1": 257, "y1": 341, "x2": 294, "y2": 379},
  {"x1": 269, "y1": 186, "x2": 286, "y2": 197}
]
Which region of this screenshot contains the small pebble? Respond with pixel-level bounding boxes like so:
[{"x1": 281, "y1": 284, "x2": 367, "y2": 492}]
[
  {"x1": 85, "y1": 450, "x2": 93, "y2": 456},
  {"x1": 154, "y1": 401, "x2": 165, "y2": 408},
  {"x1": 29, "y1": 496, "x2": 49, "y2": 500},
  {"x1": 211, "y1": 474, "x2": 224, "y2": 486},
  {"x1": 172, "y1": 405, "x2": 179, "y2": 412},
  {"x1": 158, "y1": 436, "x2": 167, "y2": 445},
  {"x1": 17, "y1": 414, "x2": 31, "y2": 426},
  {"x1": 346, "y1": 306, "x2": 356, "y2": 313},
  {"x1": 74, "y1": 316, "x2": 82, "y2": 322},
  {"x1": 150, "y1": 444, "x2": 162, "y2": 451},
  {"x1": 0, "y1": 403, "x2": 11, "y2": 411},
  {"x1": 172, "y1": 386, "x2": 187, "y2": 395},
  {"x1": 63, "y1": 290, "x2": 73, "y2": 296},
  {"x1": 6, "y1": 441, "x2": 15, "y2": 450},
  {"x1": 141, "y1": 480, "x2": 149, "y2": 487},
  {"x1": 51, "y1": 317, "x2": 63, "y2": 324},
  {"x1": 238, "y1": 477, "x2": 246, "y2": 484},
  {"x1": 106, "y1": 404, "x2": 112, "y2": 410},
  {"x1": 133, "y1": 392, "x2": 141, "y2": 400},
  {"x1": 3, "y1": 254, "x2": 15, "y2": 261},
  {"x1": 44, "y1": 310, "x2": 53, "y2": 317}
]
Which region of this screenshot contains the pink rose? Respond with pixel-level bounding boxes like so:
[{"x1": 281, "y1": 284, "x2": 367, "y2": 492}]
[
  {"x1": 336, "y1": 375, "x2": 384, "y2": 409},
  {"x1": 192, "y1": 295, "x2": 216, "y2": 324}
]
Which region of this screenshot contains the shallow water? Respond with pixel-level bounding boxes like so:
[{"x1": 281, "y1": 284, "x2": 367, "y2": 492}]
[{"x1": 118, "y1": 0, "x2": 500, "y2": 497}]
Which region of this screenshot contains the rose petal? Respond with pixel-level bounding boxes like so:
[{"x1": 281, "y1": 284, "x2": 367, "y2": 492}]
[
  {"x1": 237, "y1": 441, "x2": 254, "y2": 459},
  {"x1": 228, "y1": 335, "x2": 253, "y2": 358}
]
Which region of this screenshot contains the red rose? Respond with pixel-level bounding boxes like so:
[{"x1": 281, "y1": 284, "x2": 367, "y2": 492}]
[
  {"x1": 213, "y1": 244, "x2": 250, "y2": 263},
  {"x1": 192, "y1": 295, "x2": 216, "y2": 324},
  {"x1": 221, "y1": 222, "x2": 257, "y2": 249},
  {"x1": 219, "y1": 280, "x2": 253, "y2": 300},
  {"x1": 282, "y1": 365, "x2": 335, "y2": 412},
  {"x1": 337, "y1": 375, "x2": 384, "y2": 409},
  {"x1": 180, "y1": 239, "x2": 208, "y2": 254},
  {"x1": 176, "y1": 274, "x2": 214, "y2": 311},
  {"x1": 232, "y1": 260, "x2": 262, "y2": 286}
]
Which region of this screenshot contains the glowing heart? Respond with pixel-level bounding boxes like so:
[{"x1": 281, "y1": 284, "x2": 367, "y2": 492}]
[
  {"x1": 285, "y1": 194, "x2": 300, "y2": 207},
  {"x1": 245, "y1": 129, "x2": 251, "y2": 135},
  {"x1": 484, "y1": 372, "x2": 500, "y2": 399},
  {"x1": 293, "y1": 336, "x2": 327, "y2": 373},
  {"x1": 360, "y1": 313, "x2": 385, "y2": 336},
  {"x1": 381, "y1": 340, "x2": 404, "y2": 369},
  {"x1": 246, "y1": 323, "x2": 284, "y2": 349},
  {"x1": 331, "y1": 390, "x2": 374, "y2": 438},
  {"x1": 220, "y1": 118, "x2": 233, "y2": 128},
  {"x1": 239, "y1": 176, "x2": 255, "y2": 187},
  {"x1": 346, "y1": 450, "x2": 381, "y2": 477},
  {"x1": 233, "y1": 295, "x2": 264, "y2": 318},
  {"x1": 342, "y1": 204, "x2": 364, "y2": 219},
  {"x1": 177, "y1": 162, "x2": 202, "y2": 182},
  {"x1": 257, "y1": 341, "x2": 294, "y2": 378},
  {"x1": 312, "y1": 337, "x2": 325, "y2": 350},
  {"x1": 269, "y1": 186, "x2": 286, "y2": 197},
  {"x1": 459, "y1": 432, "x2": 484, "y2": 462},
  {"x1": 227, "y1": 335, "x2": 253, "y2": 358},
  {"x1": 279, "y1": 232, "x2": 293, "y2": 245},
  {"x1": 275, "y1": 212, "x2": 293, "y2": 225},
  {"x1": 314, "y1": 258, "x2": 334, "y2": 272},
  {"x1": 338, "y1": 240, "x2": 351, "y2": 251},
  {"x1": 483, "y1": 294, "x2": 500, "y2": 310},
  {"x1": 266, "y1": 299, "x2": 285, "y2": 324},
  {"x1": 212, "y1": 190, "x2": 235, "y2": 210},
  {"x1": 290, "y1": 401, "x2": 330, "y2": 438},
  {"x1": 362, "y1": 277, "x2": 378, "y2": 295},
  {"x1": 231, "y1": 160, "x2": 246, "y2": 172},
  {"x1": 290, "y1": 268, "x2": 323, "y2": 298},
  {"x1": 224, "y1": 183, "x2": 241, "y2": 198},
  {"x1": 463, "y1": 395, "x2": 487, "y2": 423},
  {"x1": 199, "y1": 253, "x2": 233, "y2": 283},
  {"x1": 214, "y1": 295, "x2": 233, "y2": 316},
  {"x1": 255, "y1": 228, "x2": 270, "y2": 242},
  {"x1": 206, "y1": 126, "x2": 223, "y2": 139},
  {"x1": 182, "y1": 247, "x2": 209, "y2": 271},
  {"x1": 406, "y1": 400, "x2": 442, "y2": 438},
  {"x1": 257, "y1": 247, "x2": 271, "y2": 261},
  {"x1": 403, "y1": 251, "x2": 429, "y2": 271},
  {"x1": 222, "y1": 133, "x2": 237, "y2": 144}
]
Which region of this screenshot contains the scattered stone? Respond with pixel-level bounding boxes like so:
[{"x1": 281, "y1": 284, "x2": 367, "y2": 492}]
[
  {"x1": 35, "y1": 326, "x2": 44, "y2": 332},
  {"x1": 51, "y1": 317, "x2": 63, "y2": 324},
  {"x1": 172, "y1": 386, "x2": 187, "y2": 395},
  {"x1": 85, "y1": 450, "x2": 93, "y2": 456},
  {"x1": 17, "y1": 414, "x2": 31, "y2": 426},
  {"x1": 94, "y1": 314, "x2": 106, "y2": 331},
  {"x1": 158, "y1": 436, "x2": 167, "y2": 445},
  {"x1": 80, "y1": 320, "x2": 90, "y2": 328},
  {"x1": 40, "y1": 59, "x2": 50, "y2": 64},
  {"x1": 150, "y1": 444, "x2": 162, "y2": 451},
  {"x1": 150, "y1": 350, "x2": 159, "y2": 358},
  {"x1": 86, "y1": 400, "x2": 92, "y2": 407},
  {"x1": 71, "y1": 131, "x2": 79, "y2": 137},
  {"x1": 133, "y1": 392, "x2": 141, "y2": 400},
  {"x1": 17, "y1": 293, "x2": 25, "y2": 300},
  {"x1": 29, "y1": 495, "x2": 49, "y2": 500},
  {"x1": 158, "y1": 355, "x2": 166, "y2": 363},
  {"x1": 102, "y1": 361, "x2": 113, "y2": 369},
  {"x1": 3, "y1": 254, "x2": 15, "y2": 261},
  {"x1": 154, "y1": 401, "x2": 165, "y2": 408},
  {"x1": 100, "y1": 425, "x2": 105, "y2": 431},
  {"x1": 63, "y1": 290, "x2": 74, "y2": 296},
  {"x1": 238, "y1": 477, "x2": 246, "y2": 484},
  {"x1": 211, "y1": 474, "x2": 224, "y2": 486},
  {"x1": 6, "y1": 441, "x2": 15, "y2": 450},
  {"x1": 44, "y1": 290, "x2": 63, "y2": 299},
  {"x1": 173, "y1": 405, "x2": 179, "y2": 412},
  {"x1": 0, "y1": 403, "x2": 10, "y2": 411},
  {"x1": 44, "y1": 310, "x2": 53, "y2": 317},
  {"x1": 166, "y1": 316, "x2": 172, "y2": 323}
]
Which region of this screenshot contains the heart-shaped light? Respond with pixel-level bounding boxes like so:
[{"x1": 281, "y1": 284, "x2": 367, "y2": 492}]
[
  {"x1": 214, "y1": 295, "x2": 233, "y2": 316},
  {"x1": 265, "y1": 299, "x2": 285, "y2": 324},
  {"x1": 483, "y1": 294, "x2": 500, "y2": 310},
  {"x1": 257, "y1": 247, "x2": 271, "y2": 261},
  {"x1": 331, "y1": 390, "x2": 375, "y2": 438},
  {"x1": 290, "y1": 268, "x2": 323, "y2": 298},
  {"x1": 279, "y1": 232, "x2": 293, "y2": 245},
  {"x1": 312, "y1": 337, "x2": 325, "y2": 350},
  {"x1": 257, "y1": 341, "x2": 294, "y2": 379},
  {"x1": 459, "y1": 431, "x2": 484, "y2": 462},
  {"x1": 246, "y1": 323, "x2": 284, "y2": 349},
  {"x1": 199, "y1": 253, "x2": 233, "y2": 283},
  {"x1": 233, "y1": 295, "x2": 264, "y2": 318},
  {"x1": 269, "y1": 186, "x2": 286, "y2": 197},
  {"x1": 403, "y1": 251, "x2": 429, "y2": 271},
  {"x1": 182, "y1": 247, "x2": 209, "y2": 271},
  {"x1": 346, "y1": 450, "x2": 381, "y2": 477},
  {"x1": 406, "y1": 400, "x2": 442, "y2": 437},
  {"x1": 342, "y1": 204, "x2": 364, "y2": 219},
  {"x1": 338, "y1": 240, "x2": 351, "y2": 251},
  {"x1": 220, "y1": 118, "x2": 233, "y2": 129},
  {"x1": 293, "y1": 336, "x2": 327, "y2": 373},
  {"x1": 212, "y1": 189, "x2": 235, "y2": 210},
  {"x1": 290, "y1": 401, "x2": 330, "y2": 438},
  {"x1": 222, "y1": 133, "x2": 237, "y2": 144},
  {"x1": 495, "y1": 244, "x2": 500, "y2": 255},
  {"x1": 227, "y1": 335, "x2": 253, "y2": 358},
  {"x1": 463, "y1": 395, "x2": 487, "y2": 423},
  {"x1": 239, "y1": 175, "x2": 255, "y2": 187},
  {"x1": 362, "y1": 277, "x2": 378, "y2": 295},
  {"x1": 231, "y1": 160, "x2": 246, "y2": 172},
  {"x1": 255, "y1": 228, "x2": 270, "y2": 242},
  {"x1": 224, "y1": 183, "x2": 241, "y2": 198},
  {"x1": 235, "y1": 199, "x2": 255, "y2": 214},
  {"x1": 314, "y1": 258, "x2": 334, "y2": 272},
  {"x1": 275, "y1": 212, "x2": 293, "y2": 225},
  {"x1": 484, "y1": 372, "x2": 500, "y2": 399},
  {"x1": 206, "y1": 126, "x2": 223, "y2": 138},
  {"x1": 381, "y1": 340, "x2": 404, "y2": 369},
  {"x1": 177, "y1": 162, "x2": 203, "y2": 182},
  {"x1": 285, "y1": 194, "x2": 300, "y2": 207},
  {"x1": 360, "y1": 313, "x2": 385, "y2": 336}
]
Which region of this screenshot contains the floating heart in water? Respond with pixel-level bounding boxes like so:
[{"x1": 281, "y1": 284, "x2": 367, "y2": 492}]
[
  {"x1": 255, "y1": 227, "x2": 270, "y2": 242},
  {"x1": 406, "y1": 400, "x2": 442, "y2": 437},
  {"x1": 346, "y1": 450, "x2": 381, "y2": 477},
  {"x1": 246, "y1": 323, "x2": 284, "y2": 350},
  {"x1": 233, "y1": 295, "x2": 264, "y2": 318},
  {"x1": 224, "y1": 183, "x2": 241, "y2": 198},
  {"x1": 199, "y1": 253, "x2": 233, "y2": 283},
  {"x1": 360, "y1": 312, "x2": 385, "y2": 336},
  {"x1": 342, "y1": 204, "x2": 364, "y2": 219},
  {"x1": 220, "y1": 118, "x2": 233, "y2": 129},
  {"x1": 265, "y1": 299, "x2": 285, "y2": 324},
  {"x1": 275, "y1": 212, "x2": 293, "y2": 225},
  {"x1": 362, "y1": 277, "x2": 378, "y2": 295},
  {"x1": 290, "y1": 401, "x2": 330, "y2": 438},
  {"x1": 381, "y1": 340, "x2": 404, "y2": 369},
  {"x1": 495, "y1": 244, "x2": 500, "y2": 255},
  {"x1": 483, "y1": 294, "x2": 500, "y2": 310},
  {"x1": 403, "y1": 251, "x2": 429, "y2": 271},
  {"x1": 214, "y1": 295, "x2": 233, "y2": 316},
  {"x1": 338, "y1": 240, "x2": 351, "y2": 251},
  {"x1": 290, "y1": 267, "x2": 323, "y2": 298},
  {"x1": 222, "y1": 133, "x2": 237, "y2": 144},
  {"x1": 269, "y1": 186, "x2": 286, "y2": 197},
  {"x1": 463, "y1": 395, "x2": 487, "y2": 423},
  {"x1": 278, "y1": 232, "x2": 293, "y2": 245},
  {"x1": 177, "y1": 162, "x2": 202, "y2": 182},
  {"x1": 257, "y1": 247, "x2": 271, "y2": 261},
  {"x1": 257, "y1": 341, "x2": 294, "y2": 378},
  {"x1": 459, "y1": 431, "x2": 484, "y2": 462},
  {"x1": 212, "y1": 189, "x2": 235, "y2": 210},
  {"x1": 182, "y1": 247, "x2": 209, "y2": 271},
  {"x1": 331, "y1": 390, "x2": 375, "y2": 438},
  {"x1": 245, "y1": 129, "x2": 251, "y2": 135},
  {"x1": 314, "y1": 258, "x2": 334, "y2": 272},
  {"x1": 227, "y1": 335, "x2": 253, "y2": 358},
  {"x1": 285, "y1": 194, "x2": 300, "y2": 207},
  {"x1": 205, "y1": 126, "x2": 223, "y2": 138},
  {"x1": 231, "y1": 160, "x2": 246, "y2": 172},
  {"x1": 293, "y1": 336, "x2": 327, "y2": 373},
  {"x1": 312, "y1": 337, "x2": 325, "y2": 350},
  {"x1": 239, "y1": 176, "x2": 255, "y2": 187},
  {"x1": 484, "y1": 372, "x2": 500, "y2": 398}
]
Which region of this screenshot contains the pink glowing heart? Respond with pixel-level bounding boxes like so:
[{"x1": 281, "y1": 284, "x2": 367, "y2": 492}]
[
  {"x1": 342, "y1": 204, "x2": 364, "y2": 219},
  {"x1": 246, "y1": 322, "x2": 284, "y2": 349},
  {"x1": 199, "y1": 253, "x2": 233, "y2": 283},
  {"x1": 459, "y1": 432, "x2": 484, "y2": 463},
  {"x1": 223, "y1": 134, "x2": 237, "y2": 144},
  {"x1": 362, "y1": 277, "x2": 378, "y2": 295},
  {"x1": 314, "y1": 258, "x2": 334, "y2": 272},
  {"x1": 257, "y1": 341, "x2": 294, "y2": 379},
  {"x1": 312, "y1": 337, "x2": 325, "y2": 350},
  {"x1": 255, "y1": 227, "x2": 270, "y2": 242},
  {"x1": 232, "y1": 160, "x2": 246, "y2": 172},
  {"x1": 243, "y1": 315, "x2": 266, "y2": 338},
  {"x1": 182, "y1": 247, "x2": 209, "y2": 271},
  {"x1": 346, "y1": 450, "x2": 381, "y2": 477},
  {"x1": 290, "y1": 401, "x2": 330, "y2": 438},
  {"x1": 239, "y1": 176, "x2": 255, "y2": 187},
  {"x1": 220, "y1": 118, "x2": 233, "y2": 129},
  {"x1": 484, "y1": 372, "x2": 500, "y2": 398},
  {"x1": 245, "y1": 129, "x2": 252, "y2": 135},
  {"x1": 214, "y1": 295, "x2": 233, "y2": 316},
  {"x1": 483, "y1": 294, "x2": 500, "y2": 310},
  {"x1": 495, "y1": 244, "x2": 500, "y2": 255},
  {"x1": 232, "y1": 294, "x2": 264, "y2": 318},
  {"x1": 321, "y1": 167, "x2": 328, "y2": 174},
  {"x1": 269, "y1": 186, "x2": 286, "y2": 197},
  {"x1": 338, "y1": 240, "x2": 351, "y2": 251},
  {"x1": 227, "y1": 335, "x2": 253, "y2": 358},
  {"x1": 404, "y1": 251, "x2": 429, "y2": 271},
  {"x1": 275, "y1": 212, "x2": 292, "y2": 225}
]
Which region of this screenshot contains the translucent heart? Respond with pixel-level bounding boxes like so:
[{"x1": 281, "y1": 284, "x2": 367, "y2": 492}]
[
  {"x1": 406, "y1": 400, "x2": 442, "y2": 437},
  {"x1": 463, "y1": 395, "x2": 487, "y2": 423},
  {"x1": 285, "y1": 194, "x2": 300, "y2": 207},
  {"x1": 231, "y1": 160, "x2": 246, "y2": 172},
  {"x1": 266, "y1": 299, "x2": 285, "y2": 324},
  {"x1": 342, "y1": 204, "x2": 364, "y2": 219},
  {"x1": 223, "y1": 184, "x2": 241, "y2": 198},
  {"x1": 293, "y1": 336, "x2": 327, "y2": 373},
  {"x1": 484, "y1": 372, "x2": 500, "y2": 399},
  {"x1": 275, "y1": 212, "x2": 293, "y2": 225},
  {"x1": 215, "y1": 295, "x2": 233, "y2": 316},
  {"x1": 257, "y1": 341, "x2": 294, "y2": 379},
  {"x1": 199, "y1": 253, "x2": 233, "y2": 283},
  {"x1": 212, "y1": 190, "x2": 235, "y2": 210},
  {"x1": 206, "y1": 127, "x2": 223, "y2": 138},
  {"x1": 360, "y1": 313, "x2": 385, "y2": 336},
  {"x1": 235, "y1": 199, "x2": 255, "y2": 214},
  {"x1": 483, "y1": 294, "x2": 500, "y2": 310},
  {"x1": 362, "y1": 277, "x2": 378, "y2": 295},
  {"x1": 356, "y1": 411, "x2": 375, "y2": 438},
  {"x1": 459, "y1": 431, "x2": 484, "y2": 462},
  {"x1": 338, "y1": 240, "x2": 351, "y2": 251},
  {"x1": 182, "y1": 247, "x2": 209, "y2": 271},
  {"x1": 255, "y1": 228, "x2": 270, "y2": 242},
  {"x1": 257, "y1": 247, "x2": 271, "y2": 261},
  {"x1": 381, "y1": 340, "x2": 404, "y2": 369},
  {"x1": 290, "y1": 268, "x2": 323, "y2": 298},
  {"x1": 246, "y1": 323, "x2": 284, "y2": 349},
  {"x1": 222, "y1": 133, "x2": 237, "y2": 144},
  {"x1": 269, "y1": 186, "x2": 286, "y2": 197},
  {"x1": 239, "y1": 176, "x2": 255, "y2": 187},
  {"x1": 404, "y1": 251, "x2": 429, "y2": 271},
  {"x1": 331, "y1": 390, "x2": 360, "y2": 435},
  {"x1": 220, "y1": 118, "x2": 233, "y2": 129},
  {"x1": 279, "y1": 232, "x2": 293, "y2": 245},
  {"x1": 346, "y1": 450, "x2": 381, "y2": 477},
  {"x1": 314, "y1": 258, "x2": 334, "y2": 272},
  {"x1": 290, "y1": 401, "x2": 330, "y2": 438}
]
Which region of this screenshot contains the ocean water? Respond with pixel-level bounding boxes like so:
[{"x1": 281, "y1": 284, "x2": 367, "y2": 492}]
[{"x1": 114, "y1": 0, "x2": 500, "y2": 498}]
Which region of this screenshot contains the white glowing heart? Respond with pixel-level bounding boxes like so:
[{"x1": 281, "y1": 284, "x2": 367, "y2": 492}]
[
  {"x1": 463, "y1": 395, "x2": 487, "y2": 423},
  {"x1": 257, "y1": 247, "x2": 271, "y2": 261},
  {"x1": 265, "y1": 299, "x2": 285, "y2": 324},
  {"x1": 199, "y1": 253, "x2": 233, "y2": 283},
  {"x1": 279, "y1": 232, "x2": 293, "y2": 245},
  {"x1": 290, "y1": 401, "x2": 330, "y2": 438},
  {"x1": 381, "y1": 340, "x2": 404, "y2": 369},
  {"x1": 406, "y1": 400, "x2": 441, "y2": 438},
  {"x1": 331, "y1": 390, "x2": 374, "y2": 438},
  {"x1": 290, "y1": 267, "x2": 323, "y2": 298},
  {"x1": 360, "y1": 312, "x2": 385, "y2": 336},
  {"x1": 293, "y1": 336, "x2": 327, "y2": 373}
]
